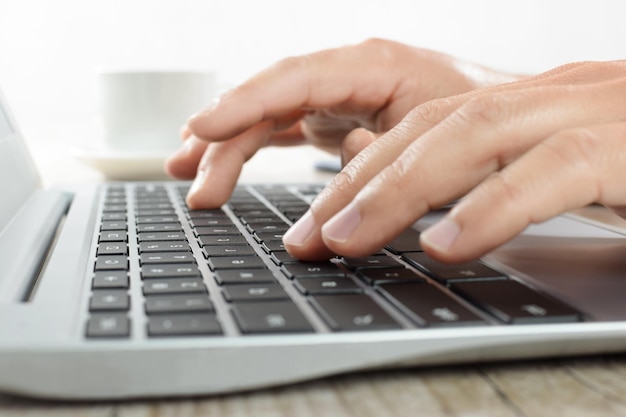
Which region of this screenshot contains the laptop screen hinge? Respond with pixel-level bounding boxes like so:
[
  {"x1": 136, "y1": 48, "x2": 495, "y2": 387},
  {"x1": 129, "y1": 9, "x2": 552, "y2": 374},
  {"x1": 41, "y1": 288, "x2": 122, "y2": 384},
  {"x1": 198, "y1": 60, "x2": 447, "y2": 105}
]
[{"x1": 0, "y1": 190, "x2": 72, "y2": 303}]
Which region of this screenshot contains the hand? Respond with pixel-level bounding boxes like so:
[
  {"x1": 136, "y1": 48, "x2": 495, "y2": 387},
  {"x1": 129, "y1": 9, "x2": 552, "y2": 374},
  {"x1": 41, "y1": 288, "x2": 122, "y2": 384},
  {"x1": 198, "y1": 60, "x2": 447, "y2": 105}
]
[
  {"x1": 283, "y1": 59, "x2": 626, "y2": 263},
  {"x1": 165, "y1": 38, "x2": 518, "y2": 208}
]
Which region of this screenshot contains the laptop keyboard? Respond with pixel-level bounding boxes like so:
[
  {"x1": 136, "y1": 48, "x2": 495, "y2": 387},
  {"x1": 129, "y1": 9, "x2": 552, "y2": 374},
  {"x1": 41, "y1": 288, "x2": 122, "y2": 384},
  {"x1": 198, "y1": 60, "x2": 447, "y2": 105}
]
[{"x1": 85, "y1": 183, "x2": 583, "y2": 339}]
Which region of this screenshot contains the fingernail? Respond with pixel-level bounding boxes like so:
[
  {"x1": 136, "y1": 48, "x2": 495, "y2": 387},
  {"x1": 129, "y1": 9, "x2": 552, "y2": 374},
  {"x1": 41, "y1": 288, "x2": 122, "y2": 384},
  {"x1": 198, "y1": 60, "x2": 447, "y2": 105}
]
[
  {"x1": 421, "y1": 217, "x2": 461, "y2": 253},
  {"x1": 283, "y1": 210, "x2": 316, "y2": 247},
  {"x1": 322, "y1": 203, "x2": 361, "y2": 243}
]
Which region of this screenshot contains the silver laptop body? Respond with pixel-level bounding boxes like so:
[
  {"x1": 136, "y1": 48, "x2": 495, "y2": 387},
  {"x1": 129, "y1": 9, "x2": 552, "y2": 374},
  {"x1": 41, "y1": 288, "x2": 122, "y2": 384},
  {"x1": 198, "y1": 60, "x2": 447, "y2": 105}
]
[{"x1": 2, "y1": 87, "x2": 626, "y2": 400}]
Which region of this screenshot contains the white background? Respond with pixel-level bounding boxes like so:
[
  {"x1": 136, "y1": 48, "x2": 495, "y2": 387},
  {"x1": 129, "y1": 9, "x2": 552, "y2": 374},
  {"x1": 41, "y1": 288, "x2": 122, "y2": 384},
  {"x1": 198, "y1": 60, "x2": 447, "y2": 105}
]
[{"x1": 0, "y1": 0, "x2": 624, "y2": 179}]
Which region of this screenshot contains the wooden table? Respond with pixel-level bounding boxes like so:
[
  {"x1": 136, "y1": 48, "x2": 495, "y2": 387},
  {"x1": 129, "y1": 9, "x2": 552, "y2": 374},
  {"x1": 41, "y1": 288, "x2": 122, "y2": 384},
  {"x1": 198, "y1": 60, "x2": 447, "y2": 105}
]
[
  {"x1": 2, "y1": 357, "x2": 626, "y2": 416},
  {"x1": 4, "y1": 142, "x2": 626, "y2": 417}
]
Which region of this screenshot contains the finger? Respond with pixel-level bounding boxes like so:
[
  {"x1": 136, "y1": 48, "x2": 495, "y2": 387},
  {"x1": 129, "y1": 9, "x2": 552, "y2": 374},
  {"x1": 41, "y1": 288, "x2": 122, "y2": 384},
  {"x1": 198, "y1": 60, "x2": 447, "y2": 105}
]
[
  {"x1": 421, "y1": 122, "x2": 626, "y2": 262},
  {"x1": 264, "y1": 122, "x2": 341, "y2": 155},
  {"x1": 171, "y1": 115, "x2": 306, "y2": 181},
  {"x1": 282, "y1": 97, "x2": 462, "y2": 259},
  {"x1": 186, "y1": 42, "x2": 401, "y2": 142},
  {"x1": 185, "y1": 121, "x2": 274, "y2": 209},
  {"x1": 180, "y1": 124, "x2": 192, "y2": 141},
  {"x1": 266, "y1": 122, "x2": 380, "y2": 156},
  {"x1": 318, "y1": 81, "x2": 626, "y2": 258},
  {"x1": 266, "y1": 123, "x2": 308, "y2": 147},
  {"x1": 281, "y1": 64, "x2": 624, "y2": 259},
  {"x1": 164, "y1": 136, "x2": 209, "y2": 179},
  {"x1": 340, "y1": 128, "x2": 381, "y2": 166},
  {"x1": 276, "y1": 116, "x2": 373, "y2": 154}
]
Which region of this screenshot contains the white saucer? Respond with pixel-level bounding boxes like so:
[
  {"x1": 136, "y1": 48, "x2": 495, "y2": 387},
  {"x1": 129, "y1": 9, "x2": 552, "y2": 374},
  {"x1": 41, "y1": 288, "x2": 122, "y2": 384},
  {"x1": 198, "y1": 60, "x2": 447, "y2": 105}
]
[{"x1": 71, "y1": 147, "x2": 172, "y2": 181}]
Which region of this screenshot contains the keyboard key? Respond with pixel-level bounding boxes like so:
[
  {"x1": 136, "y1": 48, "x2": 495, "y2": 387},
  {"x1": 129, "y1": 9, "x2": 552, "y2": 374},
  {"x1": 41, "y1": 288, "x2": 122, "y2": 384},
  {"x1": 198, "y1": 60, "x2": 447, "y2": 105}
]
[
  {"x1": 358, "y1": 268, "x2": 424, "y2": 285},
  {"x1": 100, "y1": 221, "x2": 127, "y2": 231},
  {"x1": 136, "y1": 215, "x2": 179, "y2": 224},
  {"x1": 103, "y1": 204, "x2": 126, "y2": 213},
  {"x1": 139, "y1": 241, "x2": 190, "y2": 253},
  {"x1": 148, "y1": 314, "x2": 222, "y2": 336},
  {"x1": 198, "y1": 234, "x2": 249, "y2": 246},
  {"x1": 102, "y1": 213, "x2": 126, "y2": 222},
  {"x1": 262, "y1": 240, "x2": 286, "y2": 252},
  {"x1": 96, "y1": 242, "x2": 128, "y2": 256},
  {"x1": 140, "y1": 252, "x2": 196, "y2": 265},
  {"x1": 295, "y1": 277, "x2": 362, "y2": 295},
  {"x1": 233, "y1": 209, "x2": 275, "y2": 218},
  {"x1": 451, "y1": 280, "x2": 582, "y2": 324},
  {"x1": 274, "y1": 201, "x2": 308, "y2": 210},
  {"x1": 95, "y1": 255, "x2": 128, "y2": 271},
  {"x1": 283, "y1": 211, "x2": 307, "y2": 220},
  {"x1": 254, "y1": 231, "x2": 287, "y2": 243},
  {"x1": 93, "y1": 271, "x2": 129, "y2": 289},
  {"x1": 295, "y1": 184, "x2": 324, "y2": 196},
  {"x1": 378, "y1": 283, "x2": 487, "y2": 327},
  {"x1": 86, "y1": 314, "x2": 130, "y2": 338},
  {"x1": 187, "y1": 209, "x2": 227, "y2": 220},
  {"x1": 143, "y1": 278, "x2": 207, "y2": 295},
  {"x1": 229, "y1": 203, "x2": 268, "y2": 213},
  {"x1": 89, "y1": 290, "x2": 130, "y2": 311},
  {"x1": 190, "y1": 217, "x2": 235, "y2": 228},
  {"x1": 138, "y1": 232, "x2": 187, "y2": 242},
  {"x1": 282, "y1": 262, "x2": 345, "y2": 279},
  {"x1": 402, "y1": 252, "x2": 506, "y2": 284},
  {"x1": 246, "y1": 223, "x2": 288, "y2": 234},
  {"x1": 385, "y1": 228, "x2": 422, "y2": 254},
  {"x1": 222, "y1": 283, "x2": 290, "y2": 302},
  {"x1": 99, "y1": 231, "x2": 128, "y2": 242},
  {"x1": 136, "y1": 209, "x2": 176, "y2": 217},
  {"x1": 311, "y1": 294, "x2": 401, "y2": 331},
  {"x1": 271, "y1": 250, "x2": 300, "y2": 265},
  {"x1": 342, "y1": 255, "x2": 404, "y2": 270},
  {"x1": 145, "y1": 295, "x2": 214, "y2": 314},
  {"x1": 232, "y1": 301, "x2": 314, "y2": 334},
  {"x1": 204, "y1": 245, "x2": 257, "y2": 257},
  {"x1": 195, "y1": 226, "x2": 240, "y2": 236},
  {"x1": 136, "y1": 223, "x2": 182, "y2": 233},
  {"x1": 104, "y1": 197, "x2": 126, "y2": 205},
  {"x1": 141, "y1": 264, "x2": 200, "y2": 279},
  {"x1": 214, "y1": 269, "x2": 275, "y2": 285},
  {"x1": 136, "y1": 203, "x2": 173, "y2": 210},
  {"x1": 240, "y1": 217, "x2": 285, "y2": 227},
  {"x1": 208, "y1": 255, "x2": 266, "y2": 271}
]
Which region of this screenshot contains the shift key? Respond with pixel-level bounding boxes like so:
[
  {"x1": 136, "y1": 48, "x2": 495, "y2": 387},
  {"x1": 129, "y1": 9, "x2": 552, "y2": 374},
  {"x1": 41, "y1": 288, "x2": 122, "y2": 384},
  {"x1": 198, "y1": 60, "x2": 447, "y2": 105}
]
[{"x1": 451, "y1": 279, "x2": 582, "y2": 324}]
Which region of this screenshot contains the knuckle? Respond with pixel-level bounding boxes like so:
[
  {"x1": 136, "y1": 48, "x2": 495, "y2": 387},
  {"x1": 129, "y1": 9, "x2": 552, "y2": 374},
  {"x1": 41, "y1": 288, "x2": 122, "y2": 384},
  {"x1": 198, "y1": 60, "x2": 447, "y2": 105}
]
[
  {"x1": 407, "y1": 98, "x2": 455, "y2": 128},
  {"x1": 544, "y1": 128, "x2": 601, "y2": 174},
  {"x1": 553, "y1": 127, "x2": 622, "y2": 205},
  {"x1": 341, "y1": 128, "x2": 373, "y2": 164},
  {"x1": 271, "y1": 54, "x2": 311, "y2": 73},
  {"x1": 483, "y1": 171, "x2": 526, "y2": 209},
  {"x1": 312, "y1": 167, "x2": 361, "y2": 211},
  {"x1": 453, "y1": 94, "x2": 510, "y2": 126},
  {"x1": 359, "y1": 37, "x2": 393, "y2": 51},
  {"x1": 357, "y1": 38, "x2": 403, "y2": 66},
  {"x1": 383, "y1": 155, "x2": 433, "y2": 213},
  {"x1": 382, "y1": 159, "x2": 407, "y2": 189}
]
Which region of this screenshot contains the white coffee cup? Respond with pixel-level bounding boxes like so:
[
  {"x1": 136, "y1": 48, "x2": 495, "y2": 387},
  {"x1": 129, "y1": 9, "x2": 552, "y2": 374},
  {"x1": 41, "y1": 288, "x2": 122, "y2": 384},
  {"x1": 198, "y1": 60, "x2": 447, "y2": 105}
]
[{"x1": 98, "y1": 70, "x2": 217, "y2": 153}]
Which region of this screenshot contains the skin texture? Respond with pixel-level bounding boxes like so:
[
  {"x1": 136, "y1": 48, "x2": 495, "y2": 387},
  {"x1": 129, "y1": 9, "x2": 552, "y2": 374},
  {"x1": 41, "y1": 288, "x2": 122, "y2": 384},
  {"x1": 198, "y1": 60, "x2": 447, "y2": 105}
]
[{"x1": 165, "y1": 38, "x2": 626, "y2": 263}]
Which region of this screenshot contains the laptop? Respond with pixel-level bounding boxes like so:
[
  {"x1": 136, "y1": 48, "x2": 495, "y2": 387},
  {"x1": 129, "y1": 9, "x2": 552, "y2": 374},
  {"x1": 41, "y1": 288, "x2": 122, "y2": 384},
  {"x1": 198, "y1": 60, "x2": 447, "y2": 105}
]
[{"x1": 2, "y1": 87, "x2": 626, "y2": 401}]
